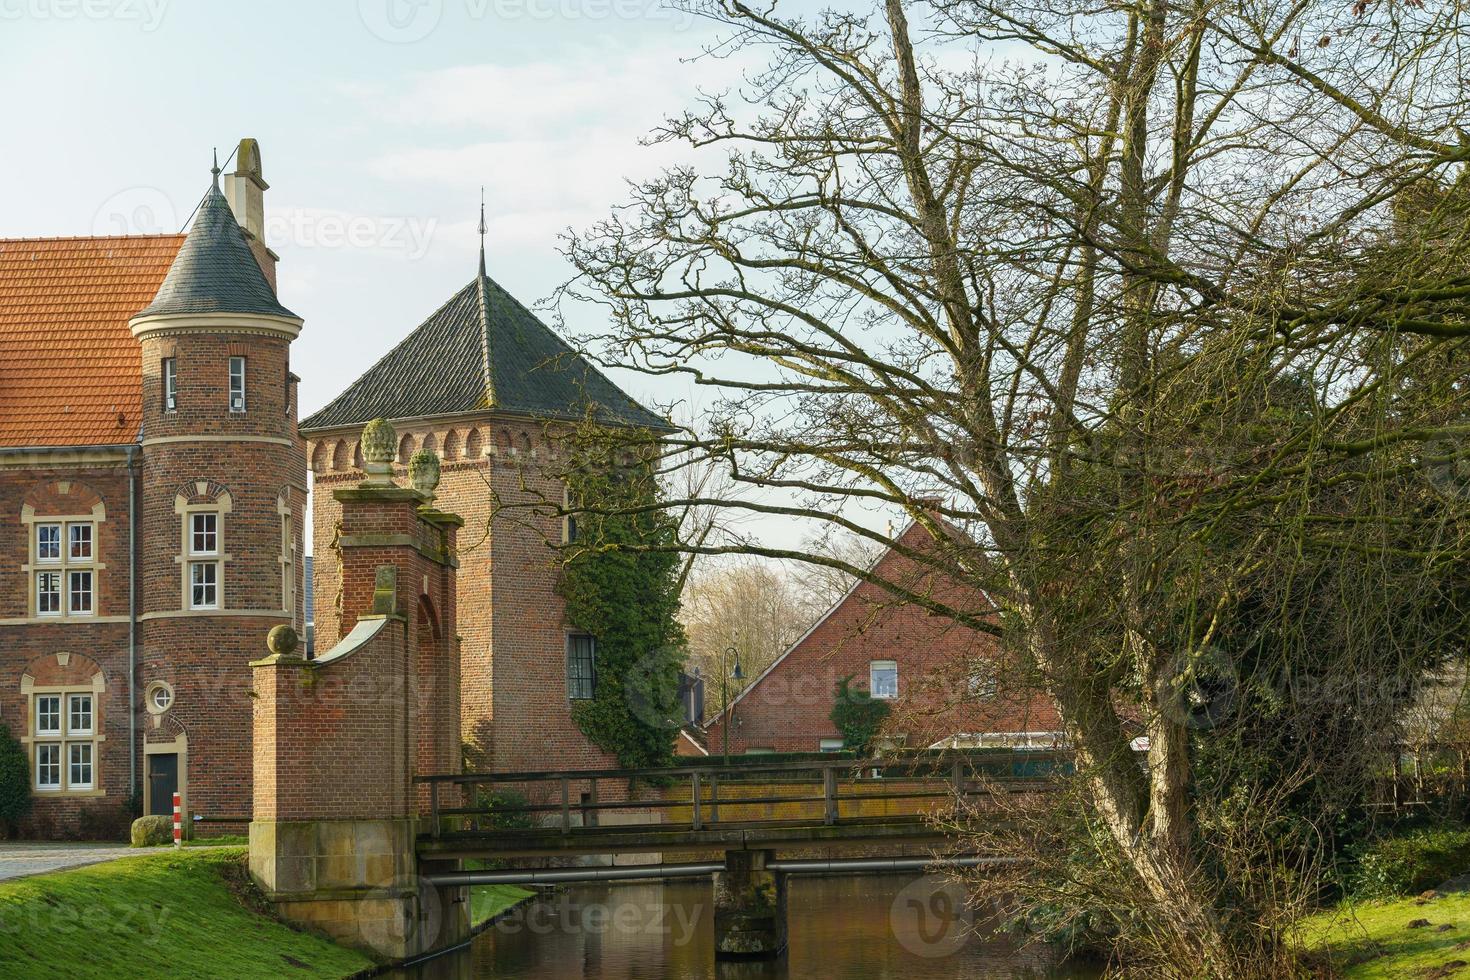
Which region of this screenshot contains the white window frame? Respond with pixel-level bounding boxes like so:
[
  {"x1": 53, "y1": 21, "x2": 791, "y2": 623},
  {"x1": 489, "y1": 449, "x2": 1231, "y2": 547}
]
[
  {"x1": 34, "y1": 694, "x2": 61, "y2": 736},
  {"x1": 35, "y1": 571, "x2": 61, "y2": 617},
  {"x1": 36, "y1": 523, "x2": 61, "y2": 562},
  {"x1": 68, "y1": 742, "x2": 94, "y2": 791},
  {"x1": 189, "y1": 560, "x2": 219, "y2": 610},
  {"x1": 30, "y1": 689, "x2": 99, "y2": 794},
  {"x1": 819, "y1": 738, "x2": 845, "y2": 753},
  {"x1": 162, "y1": 356, "x2": 177, "y2": 411},
  {"x1": 68, "y1": 523, "x2": 92, "y2": 561},
  {"x1": 35, "y1": 743, "x2": 60, "y2": 792},
  {"x1": 190, "y1": 513, "x2": 218, "y2": 556},
  {"x1": 68, "y1": 570, "x2": 93, "y2": 615},
  {"x1": 228, "y1": 356, "x2": 246, "y2": 413},
  {"x1": 68, "y1": 693, "x2": 93, "y2": 736},
  {"x1": 869, "y1": 660, "x2": 899, "y2": 700},
  {"x1": 28, "y1": 519, "x2": 97, "y2": 619}
]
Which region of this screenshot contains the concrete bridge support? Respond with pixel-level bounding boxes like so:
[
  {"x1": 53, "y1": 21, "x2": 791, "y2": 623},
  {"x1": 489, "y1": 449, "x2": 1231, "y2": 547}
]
[{"x1": 712, "y1": 849, "x2": 787, "y2": 959}]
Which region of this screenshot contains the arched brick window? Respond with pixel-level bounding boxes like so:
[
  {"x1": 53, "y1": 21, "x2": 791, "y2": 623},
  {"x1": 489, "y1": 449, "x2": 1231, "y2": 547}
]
[
  {"x1": 173, "y1": 482, "x2": 233, "y2": 611},
  {"x1": 398, "y1": 434, "x2": 416, "y2": 464},
  {"x1": 464, "y1": 429, "x2": 483, "y2": 459},
  {"x1": 21, "y1": 652, "x2": 104, "y2": 795},
  {"x1": 22, "y1": 481, "x2": 106, "y2": 620},
  {"x1": 442, "y1": 430, "x2": 461, "y2": 461},
  {"x1": 331, "y1": 440, "x2": 349, "y2": 471}
]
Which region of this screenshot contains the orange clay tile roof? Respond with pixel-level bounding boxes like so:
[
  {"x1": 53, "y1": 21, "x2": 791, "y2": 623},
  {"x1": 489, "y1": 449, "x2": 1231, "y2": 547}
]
[{"x1": 0, "y1": 235, "x2": 183, "y2": 448}]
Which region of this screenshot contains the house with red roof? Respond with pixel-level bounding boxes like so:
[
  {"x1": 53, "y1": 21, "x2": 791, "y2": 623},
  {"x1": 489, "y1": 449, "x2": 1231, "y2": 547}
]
[
  {"x1": 704, "y1": 518, "x2": 1062, "y2": 756},
  {"x1": 0, "y1": 140, "x2": 307, "y2": 837}
]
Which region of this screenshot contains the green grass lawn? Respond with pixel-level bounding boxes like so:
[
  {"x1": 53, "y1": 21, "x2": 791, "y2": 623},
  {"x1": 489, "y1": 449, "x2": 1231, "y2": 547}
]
[
  {"x1": 471, "y1": 883, "x2": 534, "y2": 927},
  {"x1": 0, "y1": 847, "x2": 375, "y2": 980},
  {"x1": 1298, "y1": 889, "x2": 1470, "y2": 978}
]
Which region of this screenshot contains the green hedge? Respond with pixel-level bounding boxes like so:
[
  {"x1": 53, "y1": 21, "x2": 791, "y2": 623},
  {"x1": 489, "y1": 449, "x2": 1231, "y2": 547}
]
[{"x1": 1347, "y1": 825, "x2": 1470, "y2": 900}]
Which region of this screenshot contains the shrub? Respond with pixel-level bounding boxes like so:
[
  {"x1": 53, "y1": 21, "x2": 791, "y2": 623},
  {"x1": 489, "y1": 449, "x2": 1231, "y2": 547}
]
[
  {"x1": 78, "y1": 804, "x2": 134, "y2": 842},
  {"x1": 0, "y1": 724, "x2": 30, "y2": 837},
  {"x1": 130, "y1": 814, "x2": 174, "y2": 847},
  {"x1": 829, "y1": 676, "x2": 890, "y2": 753},
  {"x1": 1346, "y1": 825, "x2": 1470, "y2": 900}
]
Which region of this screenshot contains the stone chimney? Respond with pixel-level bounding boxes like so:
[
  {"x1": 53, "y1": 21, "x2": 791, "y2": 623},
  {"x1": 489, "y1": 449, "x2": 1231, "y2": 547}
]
[{"x1": 222, "y1": 138, "x2": 279, "y2": 291}]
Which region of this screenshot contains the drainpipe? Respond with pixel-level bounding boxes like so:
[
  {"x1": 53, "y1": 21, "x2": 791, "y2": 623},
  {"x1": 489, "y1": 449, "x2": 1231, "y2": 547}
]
[{"x1": 127, "y1": 443, "x2": 140, "y2": 806}]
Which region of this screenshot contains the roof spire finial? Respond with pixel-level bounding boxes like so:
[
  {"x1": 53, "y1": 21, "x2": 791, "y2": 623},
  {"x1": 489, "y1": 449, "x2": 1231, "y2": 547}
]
[
  {"x1": 477, "y1": 186, "x2": 487, "y2": 278},
  {"x1": 211, "y1": 148, "x2": 221, "y2": 189}
]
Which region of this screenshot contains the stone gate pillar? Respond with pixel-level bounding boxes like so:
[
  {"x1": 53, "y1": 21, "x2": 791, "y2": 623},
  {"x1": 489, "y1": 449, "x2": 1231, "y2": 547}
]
[{"x1": 249, "y1": 419, "x2": 467, "y2": 960}]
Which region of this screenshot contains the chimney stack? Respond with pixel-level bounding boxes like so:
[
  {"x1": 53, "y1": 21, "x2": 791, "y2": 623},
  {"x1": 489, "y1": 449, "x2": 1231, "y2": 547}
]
[{"x1": 222, "y1": 138, "x2": 279, "y2": 291}]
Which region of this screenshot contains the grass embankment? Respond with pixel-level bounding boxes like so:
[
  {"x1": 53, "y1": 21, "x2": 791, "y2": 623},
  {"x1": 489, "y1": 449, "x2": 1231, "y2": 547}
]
[
  {"x1": 0, "y1": 847, "x2": 374, "y2": 979},
  {"x1": 471, "y1": 883, "x2": 534, "y2": 927},
  {"x1": 1299, "y1": 889, "x2": 1470, "y2": 978}
]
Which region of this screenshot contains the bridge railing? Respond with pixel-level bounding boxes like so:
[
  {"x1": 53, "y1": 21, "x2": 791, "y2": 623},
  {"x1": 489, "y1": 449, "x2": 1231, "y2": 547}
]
[{"x1": 416, "y1": 749, "x2": 1069, "y2": 839}]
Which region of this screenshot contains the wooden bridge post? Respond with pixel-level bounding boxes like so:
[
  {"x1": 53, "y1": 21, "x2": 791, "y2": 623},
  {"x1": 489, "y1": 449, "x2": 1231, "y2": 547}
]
[
  {"x1": 691, "y1": 773, "x2": 703, "y2": 831},
  {"x1": 560, "y1": 777, "x2": 571, "y2": 834},
  {"x1": 823, "y1": 765, "x2": 838, "y2": 825}
]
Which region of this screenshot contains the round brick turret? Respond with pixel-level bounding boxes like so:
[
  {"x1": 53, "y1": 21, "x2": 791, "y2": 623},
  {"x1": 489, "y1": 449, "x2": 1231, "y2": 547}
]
[{"x1": 126, "y1": 175, "x2": 307, "y2": 829}]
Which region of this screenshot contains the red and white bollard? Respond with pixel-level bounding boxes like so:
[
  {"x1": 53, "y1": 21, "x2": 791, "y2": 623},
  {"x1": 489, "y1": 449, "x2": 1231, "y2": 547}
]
[{"x1": 172, "y1": 792, "x2": 182, "y2": 848}]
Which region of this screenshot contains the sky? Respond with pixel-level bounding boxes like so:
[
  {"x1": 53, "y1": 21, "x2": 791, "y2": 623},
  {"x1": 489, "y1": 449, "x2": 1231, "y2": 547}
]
[
  {"x1": 0, "y1": 0, "x2": 820, "y2": 544},
  {"x1": 0, "y1": 0, "x2": 738, "y2": 410}
]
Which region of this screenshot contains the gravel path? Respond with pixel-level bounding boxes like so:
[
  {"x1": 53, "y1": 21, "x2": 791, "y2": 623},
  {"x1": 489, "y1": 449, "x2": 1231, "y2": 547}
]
[{"x1": 0, "y1": 842, "x2": 133, "y2": 882}]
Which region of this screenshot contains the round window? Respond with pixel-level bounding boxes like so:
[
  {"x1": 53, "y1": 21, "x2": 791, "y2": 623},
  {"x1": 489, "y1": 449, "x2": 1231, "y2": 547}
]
[{"x1": 146, "y1": 683, "x2": 174, "y2": 714}]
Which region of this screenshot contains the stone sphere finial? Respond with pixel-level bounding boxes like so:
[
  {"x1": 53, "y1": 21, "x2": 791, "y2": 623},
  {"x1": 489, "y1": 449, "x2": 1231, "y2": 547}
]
[
  {"x1": 408, "y1": 448, "x2": 441, "y2": 500},
  {"x1": 267, "y1": 624, "x2": 299, "y2": 658},
  {"x1": 360, "y1": 418, "x2": 397, "y2": 485}
]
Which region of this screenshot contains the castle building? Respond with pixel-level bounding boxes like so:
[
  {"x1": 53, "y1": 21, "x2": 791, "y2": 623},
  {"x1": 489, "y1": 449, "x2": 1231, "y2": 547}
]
[
  {"x1": 301, "y1": 237, "x2": 670, "y2": 775},
  {"x1": 0, "y1": 141, "x2": 305, "y2": 837}
]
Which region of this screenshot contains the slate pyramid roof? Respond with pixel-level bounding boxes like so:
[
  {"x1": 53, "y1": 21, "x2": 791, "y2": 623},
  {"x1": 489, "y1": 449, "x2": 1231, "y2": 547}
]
[
  {"x1": 300, "y1": 273, "x2": 669, "y2": 432},
  {"x1": 133, "y1": 183, "x2": 298, "y2": 321}
]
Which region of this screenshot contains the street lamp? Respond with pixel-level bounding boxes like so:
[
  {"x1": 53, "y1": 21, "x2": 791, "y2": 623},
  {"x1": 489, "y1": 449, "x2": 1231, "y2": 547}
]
[{"x1": 721, "y1": 643, "x2": 744, "y2": 764}]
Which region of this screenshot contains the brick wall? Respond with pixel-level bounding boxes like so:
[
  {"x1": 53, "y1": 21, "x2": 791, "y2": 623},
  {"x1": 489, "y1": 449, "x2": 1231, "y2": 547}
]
[
  {"x1": 706, "y1": 522, "x2": 1061, "y2": 754},
  {"x1": 253, "y1": 478, "x2": 460, "y2": 821},
  {"x1": 307, "y1": 419, "x2": 616, "y2": 783}
]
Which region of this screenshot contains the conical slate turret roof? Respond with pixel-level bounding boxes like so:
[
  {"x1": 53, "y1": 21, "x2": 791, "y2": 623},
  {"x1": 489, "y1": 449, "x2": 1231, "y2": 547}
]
[
  {"x1": 300, "y1": 273, "x2": 668, "y2": 432},
  {"x1": 133, "y1": 183, "x2": 297, "y2": 321}
]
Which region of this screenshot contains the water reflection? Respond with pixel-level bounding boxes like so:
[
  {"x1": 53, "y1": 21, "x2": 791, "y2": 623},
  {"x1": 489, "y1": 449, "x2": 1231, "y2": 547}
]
[{"x1": 398, "y1": 874, "x2": 1098, "y2": 980}]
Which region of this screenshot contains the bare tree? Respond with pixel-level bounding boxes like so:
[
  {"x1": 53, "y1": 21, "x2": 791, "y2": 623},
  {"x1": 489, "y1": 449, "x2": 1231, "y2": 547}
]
[{"x1": 549, "y1": 0, "x2": 1470, "y2": 971}]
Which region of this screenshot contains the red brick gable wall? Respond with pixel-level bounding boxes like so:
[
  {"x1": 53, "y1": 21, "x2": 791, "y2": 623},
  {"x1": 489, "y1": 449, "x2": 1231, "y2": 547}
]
[{"x1": 705, "y1": 521, "x2": 1060, "y2": 754}]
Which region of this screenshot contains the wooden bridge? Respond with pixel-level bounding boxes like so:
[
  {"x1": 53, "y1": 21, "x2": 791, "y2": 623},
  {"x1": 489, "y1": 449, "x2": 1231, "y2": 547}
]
[{"x1": 416, "y1": 749, "x2": 1065, "y2": 862}]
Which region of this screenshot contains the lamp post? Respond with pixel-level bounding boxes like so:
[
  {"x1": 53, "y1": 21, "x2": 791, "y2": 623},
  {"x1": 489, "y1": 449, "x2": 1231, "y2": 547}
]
[{"x1": 721, "y1": 643, "x2": 745, "y2": 765}]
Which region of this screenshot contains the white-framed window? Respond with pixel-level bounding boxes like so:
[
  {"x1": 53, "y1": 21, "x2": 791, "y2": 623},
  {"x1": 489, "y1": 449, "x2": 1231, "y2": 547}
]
[
  {"x1": 68, "y1": 571, "x2": 93, "y2": 614},
  {"x1": 567, "y1": 633, "x2": 596, "y2": 700},
  {"x1": 31, "y1": 520, "x2": 97, "y2": 618},
  {"x1": 35, "y1": 743, "x2": 60, "y2": 791},
  {"x1": 36, "y1": 523, "x2": 60, "y2": 562},
  {"x1": 819, "y1": 738, "x2": 845, "y2": 753},
  {"x1": 190, "y1": 561, "x2": 218, "y2": 610},
  {"x1": 68, "y1": 743, "x2": 93, "y2": 790},
  {"x1": 162, "y1": 357, "x2": 177, "y2": 411},
  {"x1": 36, "y1": 571, "x2": 60, "y2": 616},
  {"x1": 34, "y1": 694, "x2": 61, "y2": 736},
  {"x1": 188, "y1": 511, "x2": 221, "y2": 610},
  {"x1": 146, "y1": 682, "x2": 174, "y2": 715},
  {"x1": 68, "y1": 524, "x2": 91, "y2": 560},
  {"x1": 190, "y1": 513, "x2": 218, "y2": 555},
  {"x1": 32, "y1": 689, "x2": 98, "y2": 793},
  {"x1": 228, "y1": 356, "x2": 246, "y2": 412},
  {"x1": 68, "y1": 694, "x2": 93, "y2": 736},
  {"x1": 969, "y1": 670, "x2": 998, "y2": 699},
  {"x1": 870, "y1": 660, "x2": 899, "y2": 699}
]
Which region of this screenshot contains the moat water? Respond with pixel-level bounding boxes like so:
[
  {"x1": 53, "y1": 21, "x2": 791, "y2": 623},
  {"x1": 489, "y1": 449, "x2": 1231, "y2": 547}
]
[{"x1": 393, "y1": 874, "x2": 1101, "y2": 979}]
